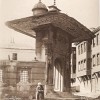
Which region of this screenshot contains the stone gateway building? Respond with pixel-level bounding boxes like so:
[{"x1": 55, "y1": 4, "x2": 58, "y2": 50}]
[{"x1": 6, "y1": 0, "x2": 94, "y2": 98}]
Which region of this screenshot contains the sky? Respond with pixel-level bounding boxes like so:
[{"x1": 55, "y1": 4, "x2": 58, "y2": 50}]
[{"x1": 0, "y1": 0, "x2": 99, "y2": 49}]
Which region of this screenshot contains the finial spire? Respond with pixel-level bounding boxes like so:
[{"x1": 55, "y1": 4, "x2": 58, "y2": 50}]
[{"x1": 54, "y1": 0, "x2": 56, "y2": 6}]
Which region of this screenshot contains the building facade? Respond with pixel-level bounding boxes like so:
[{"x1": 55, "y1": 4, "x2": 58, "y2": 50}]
[
  {"x1": 0, "y1": 42, "x2": 36, "y2": 61},
  {"x1": 0, "y1": 42, "x2": 46, "y2": 98},
  {"x1": 76, "y1": 26, "x2": 100, "y2": 93},
  {"x1": 91, "y1": 27, "x2": 100, "y2": 93}
]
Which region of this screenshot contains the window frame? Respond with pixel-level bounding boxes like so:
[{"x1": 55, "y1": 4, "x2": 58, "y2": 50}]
[
  {"x1": 92, "y1": 55, "x2": 96, "y2": 67},
  {"x1": 78, "y1": 62, "x2": 80, "y2": 71},
  {"x1": 96, "y1": 33, "x2": 99, "y2": 45},
  {"x1": 81, "y1": 44, "x2": 83, "y2": 54},
  {"x1": 12, "y1": 53, "x2": 17, "y2": 60},
  {"x1": 97, "y1": 53, "x2": 100, "y2": 65},
  {"x1": 78, "y1": 45, "x2": 80, "y2": 55},
  {"x1": 20, "y1": 70, "x2": 29, "y2": 82}
]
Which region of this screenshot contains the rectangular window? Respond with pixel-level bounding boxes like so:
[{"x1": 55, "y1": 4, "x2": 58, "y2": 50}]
[
  {"x1": 20, "y1": 70, "x2": 28, "y2": 82},
  {"x1": 84, "y1": 59, "x2": 86, "y2": 70},
  {"x1": 78, "y1": 62, "x2": 80, "y2": 71},
  {"x1": 84, "y1": 42, "x2": 86, "y2": 52},
  {"x1": 92, "y1": 38, "x2": 96, "y2": 47},
  {"x1": 97, "y1": 53, "x2": 100, "y2": 65},
  {"x1": 78, "y1": 45, "x2": 80, "y2": 55},
  {"x1": 93, "y1": 55, "x2": 96, "y2": 67},
  {"x1": 96, "y1": 34, "x2": 99, "y2": 45},
  {"x1": 12, "y1": 53, "x2": 17, "y2": 60},
  {"x1": 81, "y1": 60, "x2": 83, "y2": 70},
  {"x1": 73, "y1": 65, "x2": 76, "y2": 73},
  {"x1": 81, "y1": 44, "x2": 83, "y2": 54},
  {"x1": 73, "y1": 50, "x2": 76, "y2": 54}
]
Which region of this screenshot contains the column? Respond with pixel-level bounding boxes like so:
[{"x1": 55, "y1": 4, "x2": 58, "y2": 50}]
[
  {"x1": 63, "y1": 51, "x2": 71, "y2": 92},
  {"x1": 44, "y1": 54, "x2": 48, "y2": 94},
  {"x1": 44, "y1": 42, "x2": 53, "y2": 95}
]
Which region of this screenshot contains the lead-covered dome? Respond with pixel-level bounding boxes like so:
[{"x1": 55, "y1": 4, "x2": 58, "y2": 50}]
[{"x1": 32, "y1": 1, "x2": 48, "y2": 16}]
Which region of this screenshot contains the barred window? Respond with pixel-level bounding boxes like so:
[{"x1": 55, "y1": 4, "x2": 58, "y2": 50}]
[{"x1": 20, "y1": 70, "x2": 28, "y2": 82}]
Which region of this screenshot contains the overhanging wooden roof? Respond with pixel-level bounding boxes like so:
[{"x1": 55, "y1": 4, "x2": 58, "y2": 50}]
[
  {"x1": 6, "y1": 11, "x2": 94, "y2": 42},
  {"x1": 92, "y1": 26, "x2": 100, "y2": 34}
]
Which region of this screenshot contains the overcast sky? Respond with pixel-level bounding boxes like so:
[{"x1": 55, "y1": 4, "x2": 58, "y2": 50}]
[{"x1": 0, "y1": 0, "x2": 99, "y2": 48}]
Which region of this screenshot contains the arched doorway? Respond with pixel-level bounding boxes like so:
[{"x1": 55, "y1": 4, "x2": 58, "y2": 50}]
[{"x1": 54, "y1": 59, "x2": 63, "y2": 92}]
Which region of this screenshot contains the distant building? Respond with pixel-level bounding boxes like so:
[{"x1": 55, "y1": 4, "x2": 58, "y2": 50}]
[
  {"x1": 0, "y1": 42, "x2": 45, "y2": 97},
  {"x1": 0, "y1": 42, "x2": 35, "y2": 61},
  {"x1": 91, "y1": 26, "x2": 100, "y2": 93},
  {"x1": 75, "y1": 26, "x2": 100, "y2": 93}
]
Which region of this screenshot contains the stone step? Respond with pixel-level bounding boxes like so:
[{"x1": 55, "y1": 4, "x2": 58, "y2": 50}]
[
  {"x1": 45, "y1": 92, "x2": 79, "y2": 98},
  {"x1": 45, "y1": 97, "x2": 85, "y2": 100},
  {"x1": 45, "y1": 92, "x2": 85, "y2": 100}
]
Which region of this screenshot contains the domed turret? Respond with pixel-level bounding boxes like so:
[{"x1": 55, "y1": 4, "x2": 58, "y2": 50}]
[{"x1": 32, "y1": 1, "x2": 48, "y2": 16}]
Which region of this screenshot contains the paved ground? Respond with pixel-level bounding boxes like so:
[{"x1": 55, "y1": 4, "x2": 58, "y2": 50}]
[
  {"x1": 1, "y1": 92, "x2": 100, "y2": 100},
  {"x1": 1, "y1": 96, "x2": 99, "y2": 100},
  {"x1": 0, "y1": 96, "x2": 85, "y2": 100},
  {"x1": 74, "y1": 92, "x2": 100, "y2": 99}
]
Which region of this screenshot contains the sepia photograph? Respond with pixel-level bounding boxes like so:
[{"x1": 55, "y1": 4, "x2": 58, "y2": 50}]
[{"x1": 0, "y1": 0, "x2": 100, "y2": 100}]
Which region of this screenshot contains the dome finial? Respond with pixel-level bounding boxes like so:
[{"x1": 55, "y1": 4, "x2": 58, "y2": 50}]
[
  {"x1": 32, "y1": 0, "x2": 48, "y2": 16},
  {"x1": 54, "y1": 0, "x2": 56, "y2": 6}
]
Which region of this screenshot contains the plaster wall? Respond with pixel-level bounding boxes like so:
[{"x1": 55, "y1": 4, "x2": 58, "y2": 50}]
[{"x1": 0, "y1": 48, "x2": 35, "y2": 61}]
